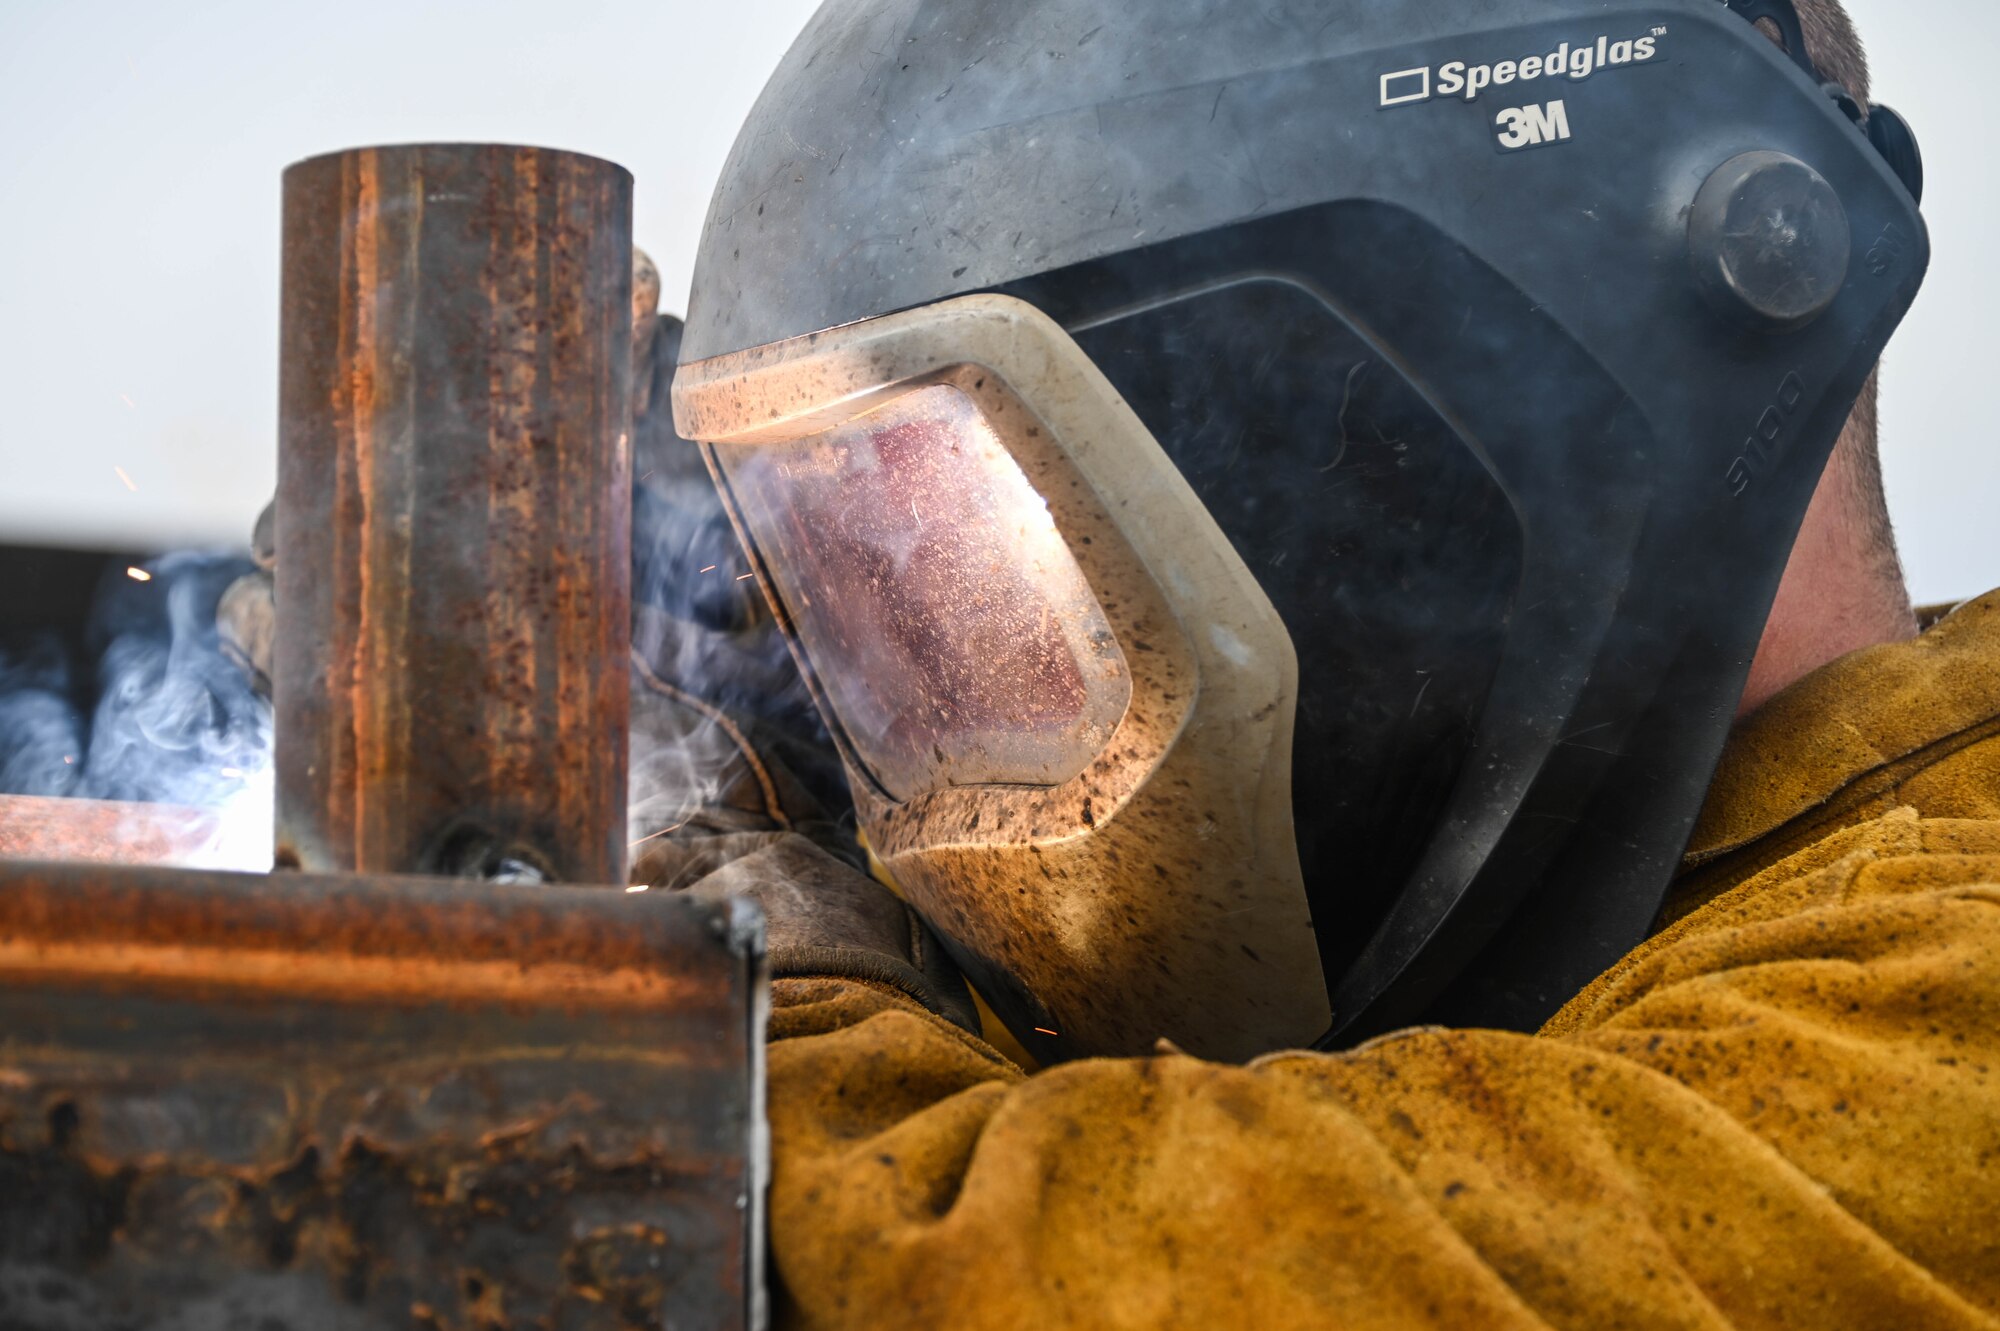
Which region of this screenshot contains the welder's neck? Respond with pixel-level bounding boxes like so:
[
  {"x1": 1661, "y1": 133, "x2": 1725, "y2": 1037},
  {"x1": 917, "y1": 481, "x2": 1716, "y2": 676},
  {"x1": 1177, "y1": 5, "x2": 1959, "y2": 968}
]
[{"x1": 1738, "y1": 439, "x2": 1919, "y2": 717}]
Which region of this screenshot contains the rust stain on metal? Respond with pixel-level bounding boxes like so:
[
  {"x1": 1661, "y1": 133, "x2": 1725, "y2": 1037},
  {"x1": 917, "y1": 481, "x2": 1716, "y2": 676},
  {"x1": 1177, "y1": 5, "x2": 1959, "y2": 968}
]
[
  {"x1": 0, "y1": 861, "x2": 725, "y2": 1010},
  {"x1": 0, "y1": 795, "x2": 220, "y2": 868},
  {"x1": 276, "y1": 144, "x2": 634, "y2": 886},
  {"x1": 0, "y1": 859, "x2": 765, "y2": 1329}
]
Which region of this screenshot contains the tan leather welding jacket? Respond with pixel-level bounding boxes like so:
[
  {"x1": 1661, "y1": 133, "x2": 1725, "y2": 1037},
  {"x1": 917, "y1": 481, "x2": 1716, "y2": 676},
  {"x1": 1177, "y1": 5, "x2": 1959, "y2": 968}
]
[{"x1": 735, "y1": 590, "x2": 2000, "y2": 1329}]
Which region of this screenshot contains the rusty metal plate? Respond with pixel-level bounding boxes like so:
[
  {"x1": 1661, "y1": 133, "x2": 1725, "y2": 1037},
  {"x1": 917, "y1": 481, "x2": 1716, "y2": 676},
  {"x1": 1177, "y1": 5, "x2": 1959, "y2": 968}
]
[
  {"x1": 0, "y1": 796, "x2": 222, "y2": 869},
  {"x1": 0, "y1": 860, "x2": 764, "y2": 1330}
]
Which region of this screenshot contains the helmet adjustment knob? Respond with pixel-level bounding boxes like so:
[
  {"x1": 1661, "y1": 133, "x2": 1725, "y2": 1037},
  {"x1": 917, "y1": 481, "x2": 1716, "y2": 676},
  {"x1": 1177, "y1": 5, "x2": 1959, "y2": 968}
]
[{"x1": 1689, "y1": 150, "x2": 1851, "y2": 331}]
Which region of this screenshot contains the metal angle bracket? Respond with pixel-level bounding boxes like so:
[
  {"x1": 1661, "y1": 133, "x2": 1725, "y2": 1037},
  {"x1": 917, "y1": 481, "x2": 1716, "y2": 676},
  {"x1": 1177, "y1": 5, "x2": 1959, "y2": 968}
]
[{"x1": 0, "y1": 858, "x2": 767, "y2": 1331}]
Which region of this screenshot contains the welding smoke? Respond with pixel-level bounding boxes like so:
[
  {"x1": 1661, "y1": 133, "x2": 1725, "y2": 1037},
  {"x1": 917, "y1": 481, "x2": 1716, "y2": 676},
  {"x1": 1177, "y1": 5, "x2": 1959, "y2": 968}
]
[
  {"x1": 0, "y1": 549, "x2": 274, "y2": 867},
  {"x1": 81, "y1": 551, "x2": 269, "y2": 807},
  {"x1": 0, "y1": 636, "x2": 84, "y2": 797},
  {"x1": 627, "y1": 308, "x2": 854, "y2": 857}
]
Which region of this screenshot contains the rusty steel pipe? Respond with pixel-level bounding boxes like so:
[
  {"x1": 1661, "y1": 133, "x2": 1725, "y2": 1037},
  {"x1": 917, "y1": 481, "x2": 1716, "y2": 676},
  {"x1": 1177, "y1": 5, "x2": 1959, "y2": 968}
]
[{"x1": 276, "y1": 144, "x2": 633, "y2": 884}]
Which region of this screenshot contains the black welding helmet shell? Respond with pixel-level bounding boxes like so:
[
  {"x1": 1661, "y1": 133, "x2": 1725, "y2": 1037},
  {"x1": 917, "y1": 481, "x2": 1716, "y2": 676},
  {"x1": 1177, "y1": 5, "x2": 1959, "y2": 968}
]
[{"x1": 674, "y1": 0, "x2": 1928, "y2": 1062}]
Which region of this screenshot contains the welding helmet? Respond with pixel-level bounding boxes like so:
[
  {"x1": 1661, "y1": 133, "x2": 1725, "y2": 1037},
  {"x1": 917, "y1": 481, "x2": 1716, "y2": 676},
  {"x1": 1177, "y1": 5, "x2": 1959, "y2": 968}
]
[{"x1": 673, "y1": 0, "x2": 1928, "y2": 1062}]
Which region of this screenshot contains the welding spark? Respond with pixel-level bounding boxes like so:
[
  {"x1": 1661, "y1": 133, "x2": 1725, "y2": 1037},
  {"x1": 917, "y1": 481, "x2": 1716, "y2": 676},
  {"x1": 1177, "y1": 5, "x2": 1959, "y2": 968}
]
[
  {"x1": 1033, "y1": 1027, "x2": 1059, "y2": 1036},
  {"x1": 114, "y1": 466, "x2": 138, "y2": 491},
  {"x1": 735, "y1": 572, "x2": 755, "y2": 581},
  {"x1": 626, "y1": 884, "x2": 651, "y2": 894},
  {"x1": 62, "y1": 755, "x2": 73, "y2": 765},
  {"x1": 699, "y1": 565, "x2": 718, "y2": 574},
  {"x1": 118, "y1": 392, "x2": 137, "y2": 410},
  {"x1": 125, "y1": 567, "x2": 152, "y2": 583}
]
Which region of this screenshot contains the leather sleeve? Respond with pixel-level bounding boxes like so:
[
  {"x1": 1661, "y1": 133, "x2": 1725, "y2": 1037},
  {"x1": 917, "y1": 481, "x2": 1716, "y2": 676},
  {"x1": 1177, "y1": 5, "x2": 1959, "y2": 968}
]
[{"x1": 763, "y1": 809, "x2": 2000, "y2": 1330}]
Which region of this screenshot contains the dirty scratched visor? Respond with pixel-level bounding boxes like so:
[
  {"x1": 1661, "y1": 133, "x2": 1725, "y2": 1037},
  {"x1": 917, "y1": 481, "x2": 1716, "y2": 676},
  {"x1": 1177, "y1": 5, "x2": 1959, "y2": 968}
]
[{"x1": 714, "y1": 383, "x2": 1132, "y2": 801}]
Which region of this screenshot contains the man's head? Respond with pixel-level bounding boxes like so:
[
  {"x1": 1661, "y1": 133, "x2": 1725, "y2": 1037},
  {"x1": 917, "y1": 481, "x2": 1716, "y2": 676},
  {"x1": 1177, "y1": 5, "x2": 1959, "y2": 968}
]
[{"x1": 675, "y1": 0, "x2": 1929, "y2": 1059}]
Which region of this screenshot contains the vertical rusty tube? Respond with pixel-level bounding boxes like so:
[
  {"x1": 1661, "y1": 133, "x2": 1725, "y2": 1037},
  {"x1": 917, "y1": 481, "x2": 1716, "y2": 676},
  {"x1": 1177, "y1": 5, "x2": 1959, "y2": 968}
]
[{"x1": 276, "y1": 144, "x2": 632, "y2": 885}]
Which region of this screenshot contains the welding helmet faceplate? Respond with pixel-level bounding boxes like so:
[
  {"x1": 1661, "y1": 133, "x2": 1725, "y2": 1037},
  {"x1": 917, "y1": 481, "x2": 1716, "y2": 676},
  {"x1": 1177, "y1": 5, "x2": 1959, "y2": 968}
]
[{"x1": 674, "y1": 0, "x2": 1928, "y2": 1062}]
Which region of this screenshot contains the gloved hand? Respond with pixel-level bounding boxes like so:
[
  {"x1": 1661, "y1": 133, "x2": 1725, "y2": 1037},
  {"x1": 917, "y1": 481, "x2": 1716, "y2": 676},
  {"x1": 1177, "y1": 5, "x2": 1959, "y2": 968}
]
[{"x1": 637, "y1": 830, "x2": 979, "y2": 1032}]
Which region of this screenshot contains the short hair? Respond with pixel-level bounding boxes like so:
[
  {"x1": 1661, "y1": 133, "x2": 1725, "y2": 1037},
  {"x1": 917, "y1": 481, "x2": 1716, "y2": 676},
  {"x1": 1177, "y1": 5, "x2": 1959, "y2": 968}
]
[
  {"x1": 1755, "y1": 3, "x2": 1869, "y2": 102},
  {"x1": 1794, "y1": 0, "x2": 1870, "y2": 103}
]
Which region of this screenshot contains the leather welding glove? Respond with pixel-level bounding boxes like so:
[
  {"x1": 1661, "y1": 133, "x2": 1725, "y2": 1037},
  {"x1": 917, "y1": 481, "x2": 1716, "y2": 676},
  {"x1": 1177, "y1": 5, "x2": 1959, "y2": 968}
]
[{"x1": 638, "y1": 829, "x2": 979, "y2": 1033}]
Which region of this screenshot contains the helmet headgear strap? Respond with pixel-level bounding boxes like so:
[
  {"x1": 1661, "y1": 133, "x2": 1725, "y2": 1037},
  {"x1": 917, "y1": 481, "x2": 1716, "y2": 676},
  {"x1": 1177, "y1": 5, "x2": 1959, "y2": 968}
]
[{"x1": 1725, "y1": 0, "x2": 1925, "y2": 202}]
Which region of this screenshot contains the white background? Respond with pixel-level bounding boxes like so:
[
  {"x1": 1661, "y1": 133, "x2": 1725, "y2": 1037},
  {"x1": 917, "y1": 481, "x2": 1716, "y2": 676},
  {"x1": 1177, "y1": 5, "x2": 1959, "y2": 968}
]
[{"x1": 0, "y1": 0, "x2": 1990, "y2": 602}]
